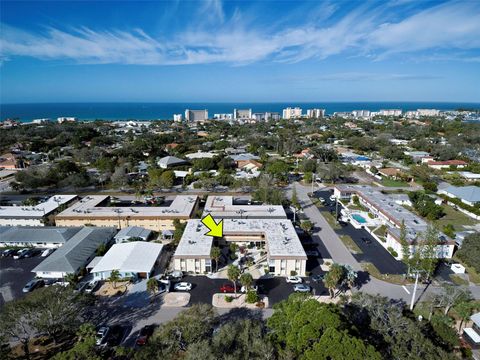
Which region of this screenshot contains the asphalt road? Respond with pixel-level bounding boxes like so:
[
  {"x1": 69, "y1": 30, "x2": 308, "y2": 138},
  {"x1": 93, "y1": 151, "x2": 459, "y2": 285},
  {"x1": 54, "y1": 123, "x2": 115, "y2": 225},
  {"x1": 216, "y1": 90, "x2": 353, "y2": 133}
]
[{"x1": 0, "y1": 255, "x2": 44, "y2": 306}]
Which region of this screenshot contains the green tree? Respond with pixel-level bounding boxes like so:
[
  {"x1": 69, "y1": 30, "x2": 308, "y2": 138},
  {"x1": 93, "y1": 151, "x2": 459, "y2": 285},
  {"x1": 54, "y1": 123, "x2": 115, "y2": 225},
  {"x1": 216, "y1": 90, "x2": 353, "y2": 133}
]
[
  {"x1": 454, "y1": 300, "x2": 478, "y2": 331},
  {"x1": 159, "y1": 170, "x2": 175, "y2": 188},
  {"x1": 304, "y1": 328, "x2": 381, "y2": 360},
  {"x1": 51, "y1": 323, "x2": 101, "y2": 360},
  {"x1": 323, "y1": 263, "x2": 345, "y2": 298},
  {"x1": 456, "y1": 232, "x2": 480, "y2": 273},
  {"x1": 210, "y1": 246, "x2": 221, "y2": 273},
  {"x1": 109, "y1": 269, "x2": 121, "y2": 289},
  {"x1": 239, "y1": 272, "x2": 253, "y2": 291},
  {"x1": 300, "y1": 220, "x2": 313, "y2": 235},
  {"x1": 227, "y1": 265, "x2": 241, "y2": 294},
  {"x1": 146, "y1": 278, "x2": 159, "y2": 299}
]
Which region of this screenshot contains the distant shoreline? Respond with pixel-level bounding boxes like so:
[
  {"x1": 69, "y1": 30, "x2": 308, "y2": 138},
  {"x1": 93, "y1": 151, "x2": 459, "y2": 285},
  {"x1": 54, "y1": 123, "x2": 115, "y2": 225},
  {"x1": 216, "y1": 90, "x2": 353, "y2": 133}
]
[{"x1": 1, "y1": 101, "x2": 479, "y2": 122}]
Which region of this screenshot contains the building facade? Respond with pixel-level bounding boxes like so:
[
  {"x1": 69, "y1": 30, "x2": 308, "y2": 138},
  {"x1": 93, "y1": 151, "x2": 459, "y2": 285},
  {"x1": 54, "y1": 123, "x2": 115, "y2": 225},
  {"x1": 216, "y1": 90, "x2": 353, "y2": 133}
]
[{"x1": 185, "y1": 109, "x2": 208, "y2": 122}]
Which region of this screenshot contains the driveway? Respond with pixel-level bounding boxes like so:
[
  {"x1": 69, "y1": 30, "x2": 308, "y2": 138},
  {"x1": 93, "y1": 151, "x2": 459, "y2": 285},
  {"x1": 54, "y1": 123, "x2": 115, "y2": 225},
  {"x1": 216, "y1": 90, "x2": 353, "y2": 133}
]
[{"x1": 314, "y1": 190, "x2": 406, "y2": 275}]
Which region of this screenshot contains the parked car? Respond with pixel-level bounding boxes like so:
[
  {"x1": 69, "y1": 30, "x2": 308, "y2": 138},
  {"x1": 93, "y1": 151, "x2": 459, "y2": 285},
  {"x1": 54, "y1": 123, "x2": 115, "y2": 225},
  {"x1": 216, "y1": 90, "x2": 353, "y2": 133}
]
[
  {"x1": 106, "y1": 325, "x2": 126, "y2": 347},
  {"x1": 165, "y1": 271, "x2": 183, "y2": 280},
  {"x1": 319, "y1": 198, "x2": 326, "y2": 204},
  {"x1": 240, "y1": 285, "x2": 258, "y2": 293},
  {"x1": 136, "y1": 325, "x2": 155, "y2": 346},
  {"x1": 311, "y1": 274, "x2": 324, "y2": 283},
  {"x1": 361, "y1": 237, "x2": 372, "y2": 244},
  {"x1": 41, "y1": 248, "x2": 55, "y2": 257},
  {"x1": 174, "y1": 282, "x2": 192, "y2": 292},
  {"x1": 85, "y1": 280, "x2": 99, "y2": 293},
  {"x1": 338, "y1": 220, "x2": 348, "y2": 227},
  {"x1": 74, "y1": 282, "x2": 88, "y2": 293},
  {"x1": 305, "y1": 250, "x2": 319, "y2": 257},
  {"x1": 329, "y1": 195, "x2": 337, "y2": 202},
  {"x1": 13, "y1": 249, "x2": 29, "y2": 259},
  {"x1": 22, "y1": 279, "x2": 44, "y2": 293},
  {"x1": 24, "y1": 249, "x2": 41, "y2": 258},
  {"x1": 95, "y1": 326, "x2": 110, "y2": 346},
  {"x1": 220, "y1": 283, "x2": 235, "y2": 293},
  {"x1": 286, "y1": 276, "x2": 303, "y2": 284},
  {"x1": 1, "y1": 249, "x2": 16, "y2": 257},
  {"x1": 43, "y1": 278, "x2": 57, "y2": 287},
  {"x1": 293, "y1": 284, "x2": 311, "y2": 293}
]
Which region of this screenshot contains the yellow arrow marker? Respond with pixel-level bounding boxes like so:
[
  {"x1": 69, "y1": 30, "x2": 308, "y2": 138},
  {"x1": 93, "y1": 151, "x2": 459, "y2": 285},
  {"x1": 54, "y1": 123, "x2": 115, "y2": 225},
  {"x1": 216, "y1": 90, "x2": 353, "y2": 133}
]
[{"x1": 201, "y1": 214, "x2": 223, "y2": 237}]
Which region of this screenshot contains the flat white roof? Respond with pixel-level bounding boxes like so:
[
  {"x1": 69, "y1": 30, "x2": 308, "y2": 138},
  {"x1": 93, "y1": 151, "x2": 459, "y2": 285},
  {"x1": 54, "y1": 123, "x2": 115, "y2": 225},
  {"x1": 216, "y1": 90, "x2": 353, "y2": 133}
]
[
  {"x1": 174, "y1": 219, "x2": 306, "y2": 259},
  {"x1": 0, "y1": 195, "x2": 77, "y2": 219},
  {"x1": 203, "y1": 196, "x2": 286, "y2": 219},
  {"x1": 56, "y1": 195, "x2": 198, "y2": 220},
  {"x1": 463, "y1": 328, "x2": 480, "y2": 343},
  {"x1": 92, "y1": 241, "x2": 163, "y2": 274}
]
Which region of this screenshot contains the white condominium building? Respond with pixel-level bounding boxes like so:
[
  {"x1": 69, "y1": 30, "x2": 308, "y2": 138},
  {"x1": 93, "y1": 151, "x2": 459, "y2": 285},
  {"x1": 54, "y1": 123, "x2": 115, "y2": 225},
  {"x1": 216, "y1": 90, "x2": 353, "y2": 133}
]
[
  {"x1": 283, "y1": 107, "x2": 302, "y2": 119},
  {"x1": 185, "y1": 109, "x2": 208, "y2": 122},
  {"x1": 306, "y1": 109, "x2": 325, "y2": 118}
]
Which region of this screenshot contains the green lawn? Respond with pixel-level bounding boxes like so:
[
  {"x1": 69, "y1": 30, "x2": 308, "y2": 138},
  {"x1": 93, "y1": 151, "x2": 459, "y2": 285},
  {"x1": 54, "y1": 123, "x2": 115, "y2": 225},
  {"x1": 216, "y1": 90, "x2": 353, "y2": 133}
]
[
  {"x1": 361, "y1": 263, "x2": 408, "y2": 285},
  {"x1": 339, "y1": 234, "x2": 362, "y2": 254},
  {"x1": 380, "y1": 178, "x2": 410, "y2": 187},
  {"x1": 434, "y1": 204, "x2": 477, "y2": 229}
]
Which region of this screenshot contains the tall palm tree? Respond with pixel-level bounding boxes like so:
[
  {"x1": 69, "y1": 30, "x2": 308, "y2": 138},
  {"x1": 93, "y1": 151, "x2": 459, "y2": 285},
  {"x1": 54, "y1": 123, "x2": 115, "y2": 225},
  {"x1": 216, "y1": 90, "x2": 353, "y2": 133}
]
[
  {"x1": 146, "y1": 278, "x2": 159, "y2": 300},
  {"x1": 210, "y1": 246, "x2": 222, "y2": 273},
  {"x1": 240, "y1": 273, "x2": 253, "y2": 291},
  {"x1": 227, "y1": 265, "x2": 241, "y2": 295}
]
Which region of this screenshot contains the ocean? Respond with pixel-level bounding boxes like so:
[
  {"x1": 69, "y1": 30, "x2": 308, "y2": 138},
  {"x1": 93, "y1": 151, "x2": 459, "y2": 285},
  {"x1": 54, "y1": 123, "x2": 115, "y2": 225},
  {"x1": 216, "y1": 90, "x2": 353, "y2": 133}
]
[{"x1": 1, "y1": 102, "x2": 479, "y2": 122}]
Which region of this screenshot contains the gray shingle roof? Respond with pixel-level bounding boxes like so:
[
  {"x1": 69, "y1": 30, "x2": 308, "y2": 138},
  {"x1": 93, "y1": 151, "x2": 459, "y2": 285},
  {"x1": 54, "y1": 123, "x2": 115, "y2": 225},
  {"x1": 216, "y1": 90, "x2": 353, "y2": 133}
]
[
  {"x1": 0, "y1": 226, "x2": 82, "y2": 244},
  {"x1": 157, "y1": 156, "x2": 188, "y2": 168},
  {"x1": 33, "y1": 227, "x2": 116, "y2": 274},
  {"x1": 114, "y1": 226, "x2": 152, "y2": 240},
  {"x1": 443, "y1": 185, "x2": 480, "y2": 203}
]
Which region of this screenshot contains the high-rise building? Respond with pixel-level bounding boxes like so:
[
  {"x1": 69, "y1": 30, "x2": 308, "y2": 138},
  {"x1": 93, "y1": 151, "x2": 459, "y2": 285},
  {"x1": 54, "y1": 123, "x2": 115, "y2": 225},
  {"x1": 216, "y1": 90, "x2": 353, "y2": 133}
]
[
  {"x1": 173, "y1": 114, "x2": 183, "y2": 122},
  {"x1": 417, "y1": 109, "x2": 440, "y2": 117},
  {"x1": 352, "y1": 110, "x2": 371, "y2": 119},
  {"x1": 282, "y1": 107, "x2": 302, "y2": 119},
  {"x1": 306, "y1": 109, "x2": 325, "y2": 118},
  {"x1": 185, "y1": 109, "x2": 208, "y2": 122},
  {"x1": 378, "y1": 109, "x2": 402, "y2": 116},
  {"x1": 213, "y1": 113, "x2": 233, "y2": 120},
  {"x1": 233, "y1": 109, "x2": 252, "y2": 120}
]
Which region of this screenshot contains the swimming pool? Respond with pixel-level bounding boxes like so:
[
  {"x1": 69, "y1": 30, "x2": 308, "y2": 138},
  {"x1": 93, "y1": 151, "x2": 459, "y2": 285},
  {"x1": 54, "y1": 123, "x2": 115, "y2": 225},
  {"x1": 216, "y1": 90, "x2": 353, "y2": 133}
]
[{"x1": 352, "y1": 214, "x2": 367, "y2": 224}]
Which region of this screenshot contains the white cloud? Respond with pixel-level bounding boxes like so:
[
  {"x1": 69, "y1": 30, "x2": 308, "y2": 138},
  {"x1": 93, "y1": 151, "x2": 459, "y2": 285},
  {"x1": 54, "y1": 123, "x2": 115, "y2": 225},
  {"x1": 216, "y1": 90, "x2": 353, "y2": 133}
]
[{"x1": 0, "y1": 1, "x2": 479, "y2": 65}]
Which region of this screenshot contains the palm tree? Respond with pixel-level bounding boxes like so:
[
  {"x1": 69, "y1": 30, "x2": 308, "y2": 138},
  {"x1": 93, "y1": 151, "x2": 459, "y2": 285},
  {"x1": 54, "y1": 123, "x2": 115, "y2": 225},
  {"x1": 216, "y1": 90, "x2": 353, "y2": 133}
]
[
  {"x1": 323, "y1": 263, "x2": 345, "y2": 298},
  {"x1": 210, "y1": 246, "x2": 222, "y2": 273},
  {"x1": 227, "y1": 265, "x2": 241, "y2": 295},
  {"x1": 64, "y1": 273, "x2": 78, "y2": 287},
  {"x1": 240, "y1": 272, "x2": 253, "y2": 291},
  {"x1": 146, "y1": 278, "x2": 159, "y2": 300},
  {"x1": 109, "y1": 269, "x2": 121, "y2": 289}
]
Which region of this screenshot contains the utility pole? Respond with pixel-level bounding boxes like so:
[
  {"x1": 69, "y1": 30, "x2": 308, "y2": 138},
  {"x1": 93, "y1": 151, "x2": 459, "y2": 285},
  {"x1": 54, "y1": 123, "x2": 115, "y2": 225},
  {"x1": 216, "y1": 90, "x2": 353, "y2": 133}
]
[{"x1": 410, "y1": 270, "x2": 419, "y2": 311}]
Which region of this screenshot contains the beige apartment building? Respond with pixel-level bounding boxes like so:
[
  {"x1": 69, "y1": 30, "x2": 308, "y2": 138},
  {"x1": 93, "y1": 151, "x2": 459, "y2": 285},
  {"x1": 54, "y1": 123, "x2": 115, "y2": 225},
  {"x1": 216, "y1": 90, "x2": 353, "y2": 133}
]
[{"x1": 55, "y1": 195, "x2": 199, "y2": 231}]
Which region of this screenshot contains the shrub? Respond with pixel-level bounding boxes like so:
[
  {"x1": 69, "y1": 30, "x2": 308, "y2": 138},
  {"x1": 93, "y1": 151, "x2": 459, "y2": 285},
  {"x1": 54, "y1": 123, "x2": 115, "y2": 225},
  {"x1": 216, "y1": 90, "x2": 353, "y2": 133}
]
[
  {"x1": 290, "y1": 270, "x2": 297, "y2": 276},
  {"x1": 225, "y1": 295, "x2": 234, "y2": 303},
  {"x1": 367, "y1": 213, "x2": 374, "y2": 219},
  {"x1": 245, "y1": 290, "x2": 259, "y2": 304},
  {"x1": 387, "y1": 247, "x2": 398, "y2": 257}
]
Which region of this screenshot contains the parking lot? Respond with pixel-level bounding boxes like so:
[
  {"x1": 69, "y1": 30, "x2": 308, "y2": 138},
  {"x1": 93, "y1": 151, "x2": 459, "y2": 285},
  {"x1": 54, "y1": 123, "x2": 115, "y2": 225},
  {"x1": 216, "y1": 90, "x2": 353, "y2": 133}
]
[
  {"x1": 179, "y1": 274, "x2": 328, "y2": 306},
  {"x1": 314, "y1": 190, "x2": 406, "y2": 275},
  {"x1": 0, "y1": 255, "x2": 44, "y2": 306}
]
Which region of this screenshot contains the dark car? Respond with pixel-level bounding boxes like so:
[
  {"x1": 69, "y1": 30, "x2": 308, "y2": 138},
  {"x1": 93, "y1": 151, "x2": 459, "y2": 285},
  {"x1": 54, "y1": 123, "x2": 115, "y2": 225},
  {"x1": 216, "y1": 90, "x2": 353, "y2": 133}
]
[
  {"x1": 136, "y1": 325, "x2": 155, "y2": 346},
  {"x1": 311, "y1": 274, "x2": 324, "y2": 283},
  {"x1": 22, "y1": 279, "x2": 44, "y2": 293},
  {"x1": 24, "y1": 249, "x2": 41, "y2": 258},
  {"x1": 361, "y1": 237, "x2": 372, "y2": 244},
  {"x1": 1, "y1": 249, "x2": 16, "y2": 257},
  {"x1": 106, "y1": 325, "x2": 126, "y2": 347},
  {"x1": 220, "y1": 283, "x2": 235, "y2": 293}
]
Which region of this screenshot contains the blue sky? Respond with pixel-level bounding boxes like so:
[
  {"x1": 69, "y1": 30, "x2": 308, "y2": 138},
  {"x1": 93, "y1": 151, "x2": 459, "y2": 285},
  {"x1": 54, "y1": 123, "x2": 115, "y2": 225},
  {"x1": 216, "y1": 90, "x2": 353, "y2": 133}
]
[{"x1": 1, "y1": 0, "x2": 479, "y2": 103}]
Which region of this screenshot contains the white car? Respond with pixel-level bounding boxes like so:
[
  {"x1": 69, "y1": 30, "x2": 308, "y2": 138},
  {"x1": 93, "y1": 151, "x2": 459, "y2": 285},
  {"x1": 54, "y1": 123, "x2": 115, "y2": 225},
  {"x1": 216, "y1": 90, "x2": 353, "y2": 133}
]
[
  {"x1": 13, "y1": 249, "x2": 28, "y2": 259},
  {"x1": 95, "y1": 326, "x2": 109, "y2": 346},
  {"x1": 293, "y1": 284, "x2": 311, "y2": 293},
  {"x1": 85, "y1": 280, "x2": 99, "y2": 293},
  {"x1": 240, "y1": 285, "x2": 258, "y2": 293},
  {"x1": 174, "y1": 282, "x2": 192, "y2": 292},
  {"x1": 329, "y1": 195, "x2": 337, "y2": 202},
  {"x1": 41, "y1": 248, "x2": 54, "y2": 257},
  {"x1": 286, "y1": 276, "x2": 303, "y2": 284}
]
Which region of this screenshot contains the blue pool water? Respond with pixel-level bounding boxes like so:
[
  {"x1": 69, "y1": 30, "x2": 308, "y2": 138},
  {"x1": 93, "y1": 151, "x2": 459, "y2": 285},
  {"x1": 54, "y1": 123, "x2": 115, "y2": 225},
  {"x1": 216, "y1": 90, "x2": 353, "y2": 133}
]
[{"x1": 352, "y1": 214, "x2": 367, "y2": 224}]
